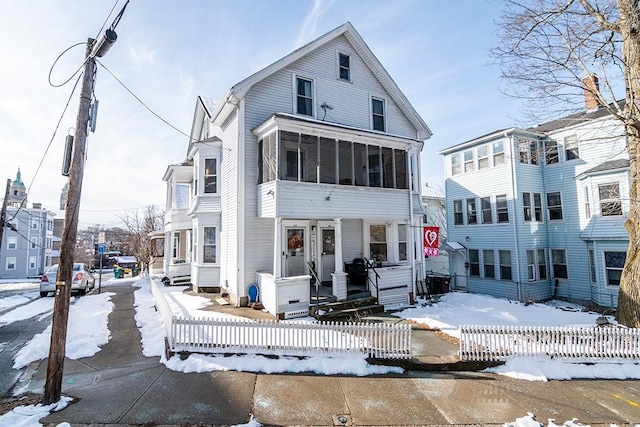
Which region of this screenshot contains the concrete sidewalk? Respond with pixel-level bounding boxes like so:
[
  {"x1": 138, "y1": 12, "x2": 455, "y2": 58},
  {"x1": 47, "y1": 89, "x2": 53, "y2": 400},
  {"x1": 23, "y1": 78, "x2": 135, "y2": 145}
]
[{"x1": 28, "y1": 282, "x2": 640, "y2": 426}]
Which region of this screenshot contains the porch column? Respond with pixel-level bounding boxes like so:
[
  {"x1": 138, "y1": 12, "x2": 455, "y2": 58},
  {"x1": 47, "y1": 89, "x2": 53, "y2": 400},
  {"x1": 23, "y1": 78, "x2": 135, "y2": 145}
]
[
  {"x1": 332, "y1": 218, "x2": 347, "y2": 300},
  {"x1": 274, "y1": 217, "x2": 282, "y2": 279}
]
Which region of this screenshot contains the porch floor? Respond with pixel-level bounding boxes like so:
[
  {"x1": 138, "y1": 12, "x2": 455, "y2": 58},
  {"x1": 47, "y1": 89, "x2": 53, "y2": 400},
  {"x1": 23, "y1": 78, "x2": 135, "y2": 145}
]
[{"x1": 310, "y1": 281, "x2": 371, "y2": 305}]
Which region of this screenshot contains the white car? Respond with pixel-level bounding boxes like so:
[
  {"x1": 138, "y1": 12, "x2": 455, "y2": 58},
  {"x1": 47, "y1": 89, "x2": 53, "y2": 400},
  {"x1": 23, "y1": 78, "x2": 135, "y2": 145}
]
[{"x1": 40, "y1": 263, "x2": 96, "y2": 298}]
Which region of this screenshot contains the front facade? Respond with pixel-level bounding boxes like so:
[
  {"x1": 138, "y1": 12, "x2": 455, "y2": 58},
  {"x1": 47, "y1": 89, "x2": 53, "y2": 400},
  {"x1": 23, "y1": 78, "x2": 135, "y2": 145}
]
[
  {"x1": 440, "y1": 104, "x2": 628, "y2": 308},
  {"x1": 162, "y1": 23, "x2": 431, "y2": 317}
]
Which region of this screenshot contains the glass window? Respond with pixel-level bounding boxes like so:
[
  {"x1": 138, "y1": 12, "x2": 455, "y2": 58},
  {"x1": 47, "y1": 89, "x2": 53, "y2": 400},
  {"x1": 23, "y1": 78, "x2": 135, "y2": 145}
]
[
  {"x1": 599, "y1": 182, "x2": 622, "y2": 216},
  {"x1": 30, "y1": 237, "x2": 37, "y2": 249},
  {"x1": 203, "y1": 227, "x2": 216, "y2": 263},
  {"x1": 174, "y1": 184, "x2": 189, "y2": 209},
  {"x1": 369, "y1": 224, "x2": 387, "y2": 261},
  {"x1": 538, "y1": 249, "x2": 547, "y2": 280},
  {"x1": 527, "y1": 250, "x2": 535, "y2": 281},
  {"x1": 319, "y1": 137, "x2": 337, "y2": 184},
  {"x1": 453, "y1": 200, "x2": 463, "y2": 225},
  {"x1": 398, "y1": 224, "x2": 407, "y2": 261},
  {"x1": 372, "y1": 97, "x2": 385, "y2": 131},
  {"x1": 523, "y1": 192, "x2": 532, "y2": 221},
  {"x1": 530, "y1": 140, "x2": 538, "y2": 165},
  {"x1": 296, "y1": 77, "x2": 313, "y2": 116},
  {"x1": 499, "y1": 250, "x2": 512, "y2": 280},
  {"x1": 464, "y1": 149, "x2": 475, "y2": 173},
  {"x1": 588, "y1": 249, "x2": 596, "y2": 283},
  {"x1": 451, "y1": 153, "x2": 461, "y2": 175},
  {"x1": 259, "y1": 132, "x2": 277, "y2": 183},
  {"x1": 468, "y1": 249, "x2": 480, "y2": 276},
  {"x1": 368, "y1": 145, "x2": 382, "y2": 187},
  {"x1": 533, "y1": 193, "x2": 542, "y2": 221},
  {"x1": 6, "y1": 257, "x2": 16, "y2": 270},
  {"x1": 584, "y1": 187, "x2": 591, "y2": 218},
  {"x1": 496, "y1": 194, "x2": 509, "y2": 223},
  {"x1": 301, "y1": 134, "x2": 318, "y2": 183},
  {"x1": 31, "y1": 218, "x2": 38, "y2": 229},
  {"x1": 338, "y1": 140, "x2": 353, "y2": 185},
  {"x1": 545, "y1": 140, "x2": 559, "y2": 164},
  {"x1": 547, "y1": 192, "x2": 563, "y2": 220},
  {"x1": 518, "y1": 138, "x2": 530, "y2": 164},
  {"x1": 483, "y1": 249, "x2": 495, "y2": 278},
  {"x1": 493, "y1": 141, "x2": 505, "y2": 165},
  {"x1": 280, "y1": 131, "x2": 299, "y2": 181},
  {"x1": 565, "y1": 135, "x2": 579, "y2": 160},
  {"x1": 354, "y1": 143, "x2": 367, "y2": 186},
  {"x1": 394, "y1": 150, "x2": 408, "y2": 189},
  {"x1": 172, "y1": 236, "x2": 179, "y2": 259},
  {"x1": 7, "y1": 236, "x2": 17, "y2": 250},
  {"x1": 338, "y1": 53, "x2": 350, "y2": 81},
  {"x1": 478, "y1": 145, "x2": 489, "y2": 169},
  {"x1": 29, "y1": 256, "x2": 36, "y2": 270},
  {"x1": 204, "y1": 158, "x2": 217, "y2": 193},
  {"x1": 481, "y1": 197, "x2": 492, "y2": 224},
  {"x1": 467, "y1": 198, "x2": 477, "y2": 225},
  {"x1": 552, "y1": 249, "x2": 568, "y2": 279},
  {"x1": 605, "y1": 251, "x2": 626, "y2": 286}
]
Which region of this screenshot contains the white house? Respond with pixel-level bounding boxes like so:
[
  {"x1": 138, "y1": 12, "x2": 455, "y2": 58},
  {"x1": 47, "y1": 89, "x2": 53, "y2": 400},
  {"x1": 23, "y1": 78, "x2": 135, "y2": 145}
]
[
  {"x1": 440, "y1": 93, "x2": 628, "y2": 308},
  {"x1": 161, "y1": 22, "x2": 431, "y2": 318}
]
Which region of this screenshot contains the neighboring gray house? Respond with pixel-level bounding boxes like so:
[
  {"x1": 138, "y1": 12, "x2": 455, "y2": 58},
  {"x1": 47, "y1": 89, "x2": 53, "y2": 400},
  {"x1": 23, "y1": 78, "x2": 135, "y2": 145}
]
[
  {"x1": 0, "y1": 169, "x2": 56, "y2": 279},
  {"x1": 440, "y1": 93, "x2": 628, "y2": 309},
  {"x1": 161, "y1": 22, "x2": 431, "y2": 318}
]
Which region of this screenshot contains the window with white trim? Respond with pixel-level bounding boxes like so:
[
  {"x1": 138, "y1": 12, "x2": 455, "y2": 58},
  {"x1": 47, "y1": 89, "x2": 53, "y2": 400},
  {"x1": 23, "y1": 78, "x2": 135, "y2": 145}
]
[
  {"x1": 499, "y1": 250, "x2": 512, "y2": 280},
  {"x1": 493, "y1": 141, "x2": 505, "y2": 165},
  {"x1": 29, "y1": 256, "x2": 36, "y2": 270},
  {"x1": 463, "y1": 149, "x2": 475, "y2": 173},
  {"x1": 538, "y1": 249, "x2": 547, "y2": 280},
  {"x1": 588, "y1": 249, "x2": 596, "y2": 283},
  {"x1": 551, "y1": 249, "x2": 568, "y2": 279},
  {"x1": 172, "y1": 236, "x2": 179, "y2": 260},
  {"x1": 451, "y1": 153, "x2": 461, "y2": 175},
  {"x1": 338, "y1": 53, "x2": 350, "y2": 81},
  {"x1": 453, "y1": 200, "x2": 463, "y2": 225},
  {"x1": 478, "y1": 145, "x2": 489, "y2": 169},
  {"x1": 483, "y1": 249, "x2": 495, "y2": 278},
  {"x1": 204, "y1": 158, "x2": 217, "y2": 194},
  {"x1": 598, "y1": 182, "x2": 622, "y2": 216},
  {"x1": 527, "y1": 250, "x2": 535, "y2": 281},
  {"x1": 584, "y1": 187, "x2": 591, "y2": 218},
  {"x1": 296, "y1": 77, "x2": 313, "y2": 117},
  {"x1": 481, "y1": 197, "x2": 492, "y2": 224},
  {"x1": 496, "y1": 194, "x2": 509, "y2": 223},
  {"x1": 545, "y1": 140, "x2": 559, "y2": 164},
  {"x1": 605, "y1": 251, "x2": 625, "y2": 286},
  {"x1": 564, "y1": 135, "x2": 579, "y2": 160},
  {"x1": 371, "y1": 97, "x2": 385, "y2": 132},
  {"x1": 173, "y1": 184, "x2": 190, "y2": 209},
  {"x1": 468, "y1": 249, "x2": 480, "y2": 276},
  {"x1": 466, "y1": 198, "x2": 477, "y2": 225},
  {"x1": 7, "y1": 237, "x2": 17, "y2": 250},
  {"x1": 547, "y1": 192, "x2": 563, "y2": 220},
  {"x1": 6, "y1": 257, "x2": 16, "y2": 270},
  {"x1": 31, "y1": 218, "x2": 38, "y2": 229},
  {"x1": 30, "y1": 237, "x2": 38, "y2": 249},
  {"x1": 203, "y1": 226, "x2": 216, "y2": 263},
  {"x1": 398, "y1": 224, "x2": 407, "y2": 261},
  {"x1": 369, "y1": 224, "x2": 387, "y2": 262}
]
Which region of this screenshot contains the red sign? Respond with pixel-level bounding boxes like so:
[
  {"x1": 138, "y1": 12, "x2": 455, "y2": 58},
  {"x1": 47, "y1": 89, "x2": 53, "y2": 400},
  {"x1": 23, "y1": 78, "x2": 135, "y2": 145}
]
[{"x1": 423, "y1": 226, "x2": 439, "y2": 257}]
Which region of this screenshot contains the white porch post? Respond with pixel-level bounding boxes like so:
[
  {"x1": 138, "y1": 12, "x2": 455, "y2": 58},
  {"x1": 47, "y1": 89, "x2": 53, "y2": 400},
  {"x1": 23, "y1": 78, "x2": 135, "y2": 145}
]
[
  {"x1": 274, "y1": 217, "x2": 282, "y2": 279},
  {"x1": 332, "y1": 217, "x2": 347, "y2": 300}
]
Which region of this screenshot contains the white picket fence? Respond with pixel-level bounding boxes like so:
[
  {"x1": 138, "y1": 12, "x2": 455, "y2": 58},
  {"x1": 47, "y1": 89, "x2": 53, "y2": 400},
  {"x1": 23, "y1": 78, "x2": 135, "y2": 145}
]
[
  {"x1": 459, "y1": 324, "x2": 640, "y2": 361},
  {"x1": 150, "y1": 278, "x2": 411, "y2": 359}
]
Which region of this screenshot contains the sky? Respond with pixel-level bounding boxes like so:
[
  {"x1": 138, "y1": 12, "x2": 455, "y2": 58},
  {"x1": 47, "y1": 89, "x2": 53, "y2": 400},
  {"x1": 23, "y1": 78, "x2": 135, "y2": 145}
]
[
  {"x1": 0, "y1": 0, "x2": 527, "y2": 228},
  {"x1": 1, "y1": 276, "x2": 638, "y2": 425}
]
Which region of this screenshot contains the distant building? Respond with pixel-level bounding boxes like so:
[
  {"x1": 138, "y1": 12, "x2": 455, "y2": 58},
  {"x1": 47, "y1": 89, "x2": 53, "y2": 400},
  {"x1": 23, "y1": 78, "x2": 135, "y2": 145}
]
[
  {"x1": 440, "y1": 90, "x2": 627, "y2": 308},
  {"x1": 0, "y1": 169, "x2": 57, "y2": 278}
]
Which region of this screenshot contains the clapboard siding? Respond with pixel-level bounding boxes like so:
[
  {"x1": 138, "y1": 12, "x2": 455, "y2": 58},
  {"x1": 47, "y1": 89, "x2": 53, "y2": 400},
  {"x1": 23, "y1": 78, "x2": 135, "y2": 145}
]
[{"x1": 220, "y1": 110, "x2": 239, "y2": 296}]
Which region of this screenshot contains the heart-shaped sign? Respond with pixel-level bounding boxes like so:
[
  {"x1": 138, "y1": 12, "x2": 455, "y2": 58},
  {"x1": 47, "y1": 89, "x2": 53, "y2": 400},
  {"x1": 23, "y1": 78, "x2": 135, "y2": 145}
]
[{"x1": 424, "y1": 229, "x2": 437, "y2": 247}]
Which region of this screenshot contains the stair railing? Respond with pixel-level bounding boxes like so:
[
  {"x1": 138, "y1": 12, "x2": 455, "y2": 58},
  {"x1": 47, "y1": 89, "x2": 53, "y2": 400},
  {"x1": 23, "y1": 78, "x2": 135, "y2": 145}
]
[
  {"x1": 307, "y1": 261, "x2": 321, "y2": 313},
  {"x1": 363, "y1": 257, "x2": 380, "y2": 305}
]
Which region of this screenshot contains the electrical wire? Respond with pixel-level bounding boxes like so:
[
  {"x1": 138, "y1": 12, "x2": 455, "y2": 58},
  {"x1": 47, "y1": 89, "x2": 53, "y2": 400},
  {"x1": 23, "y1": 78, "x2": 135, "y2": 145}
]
[
  {"x1": 96, "y1": 59, "x2": 192, "y2": 140},
  {"x1": 96, "y1": 0, "x2": 121, "y2": 39},
  {"x1": 48, "y1": 43, "x2": 89, "y2": 88}
]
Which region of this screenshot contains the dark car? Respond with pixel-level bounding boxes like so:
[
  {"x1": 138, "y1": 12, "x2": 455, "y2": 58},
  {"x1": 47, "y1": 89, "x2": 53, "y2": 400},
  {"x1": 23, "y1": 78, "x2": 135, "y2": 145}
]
[{"x1": 40, "y1": 263, "x2": 96, "y2": 297}]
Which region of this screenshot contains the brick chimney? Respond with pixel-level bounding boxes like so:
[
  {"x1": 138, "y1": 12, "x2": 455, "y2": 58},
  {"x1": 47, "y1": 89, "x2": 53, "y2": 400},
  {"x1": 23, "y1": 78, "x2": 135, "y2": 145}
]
[{"x1": 583, "y1": 74, "x2": 599, "y2": 111}]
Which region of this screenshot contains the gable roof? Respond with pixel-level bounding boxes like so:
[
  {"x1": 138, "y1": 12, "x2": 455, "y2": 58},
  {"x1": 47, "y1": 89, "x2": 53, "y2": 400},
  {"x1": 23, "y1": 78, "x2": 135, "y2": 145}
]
[{"x1": 208, "y1": 22, "x2": 432, "y2": 140}]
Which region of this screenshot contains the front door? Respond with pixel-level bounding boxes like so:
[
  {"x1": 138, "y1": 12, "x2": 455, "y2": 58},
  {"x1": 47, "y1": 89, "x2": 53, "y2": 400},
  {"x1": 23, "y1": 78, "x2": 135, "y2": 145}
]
[
  {"x1": 319, "y1": 228, "x2": 335, "y2": 283},
  {"x1": 283, "y1": 227, "x2": 305, "y2": 277},
  {"x1": 453, "y1": 251, "x2": 467, "y2": 290}
]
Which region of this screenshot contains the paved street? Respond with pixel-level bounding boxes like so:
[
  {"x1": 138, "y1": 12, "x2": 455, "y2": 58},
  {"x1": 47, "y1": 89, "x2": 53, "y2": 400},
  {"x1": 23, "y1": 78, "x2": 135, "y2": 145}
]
[{"x1": 16, "y1": 282, "x2": 640, "y2": 426}]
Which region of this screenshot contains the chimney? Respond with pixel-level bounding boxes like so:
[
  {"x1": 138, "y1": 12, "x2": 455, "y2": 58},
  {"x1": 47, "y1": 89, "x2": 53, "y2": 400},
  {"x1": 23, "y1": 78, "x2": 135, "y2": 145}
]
[{"x1": 583, "y1": 74, "x2": 599, "y2": 111}]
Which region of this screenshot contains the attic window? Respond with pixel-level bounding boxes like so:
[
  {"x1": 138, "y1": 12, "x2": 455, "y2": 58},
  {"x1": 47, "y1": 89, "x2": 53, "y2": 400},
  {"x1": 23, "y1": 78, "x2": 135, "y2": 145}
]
[
  {"x1": 338, "y1": 53, "x2": 350, "y2": 81},
  {"x1": 296, "y1": 77, "x2": 313, "y2": 117},
  {"x1": 371, "y1": 97, "x2": 385, "y2": 132}
]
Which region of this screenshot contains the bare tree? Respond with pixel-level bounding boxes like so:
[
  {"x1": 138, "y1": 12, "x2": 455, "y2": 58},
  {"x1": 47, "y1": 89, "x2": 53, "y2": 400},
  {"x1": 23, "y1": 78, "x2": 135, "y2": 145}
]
[
  {"x1": 493, "y1": 0, "x2": 639, "y2": 326},
  {"x1": 117, "y1": 206, "x2": 164, "y2": 272}
]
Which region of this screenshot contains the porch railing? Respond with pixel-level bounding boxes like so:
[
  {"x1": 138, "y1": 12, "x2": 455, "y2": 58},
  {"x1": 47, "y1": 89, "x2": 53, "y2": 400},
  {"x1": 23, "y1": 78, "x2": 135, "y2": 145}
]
[
  {"x1": 150, "y1": 276, "x2": 411, "y2": 359},
  {"x1": 459, "y1": 324, "x2": 640, "y2": 361},
  {"x1": 363, "y1": 257, "x2": 380, "y2": 304}
]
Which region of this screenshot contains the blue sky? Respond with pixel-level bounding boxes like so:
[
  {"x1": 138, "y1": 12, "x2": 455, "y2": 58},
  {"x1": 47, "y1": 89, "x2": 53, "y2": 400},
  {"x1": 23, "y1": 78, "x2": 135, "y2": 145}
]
[{"x1": 0, "y1": 0, "x2": 525, "y2": 227}]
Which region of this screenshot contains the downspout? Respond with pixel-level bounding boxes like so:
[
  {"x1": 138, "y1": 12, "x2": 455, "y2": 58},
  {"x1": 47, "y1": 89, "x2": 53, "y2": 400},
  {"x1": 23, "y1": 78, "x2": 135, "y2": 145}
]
[
  {"x1": 407, "y1": 145, "x2": 417, "y2": 300},
  {"x1": 507, "y1": 132, "x2": 523, "y2": 301},
  {"x1": 236, "y1": 98, "x2": 246, "y2": 306}
]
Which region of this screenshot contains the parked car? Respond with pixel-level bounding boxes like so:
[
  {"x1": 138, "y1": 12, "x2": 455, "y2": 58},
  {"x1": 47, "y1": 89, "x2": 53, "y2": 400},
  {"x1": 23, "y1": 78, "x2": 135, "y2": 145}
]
[{"x1": 40, "y1": 263, "x2": 96, "y2": 298}]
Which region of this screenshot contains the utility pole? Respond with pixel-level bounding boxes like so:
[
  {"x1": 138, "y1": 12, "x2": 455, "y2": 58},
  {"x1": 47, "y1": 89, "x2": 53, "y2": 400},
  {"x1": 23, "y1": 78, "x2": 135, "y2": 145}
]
[
  {"x1": 43, "y1": 38, "x2": 96, "y2": 405},
  {"x1": 0, "y1": 178, "x2": 11, "y2": 255}
]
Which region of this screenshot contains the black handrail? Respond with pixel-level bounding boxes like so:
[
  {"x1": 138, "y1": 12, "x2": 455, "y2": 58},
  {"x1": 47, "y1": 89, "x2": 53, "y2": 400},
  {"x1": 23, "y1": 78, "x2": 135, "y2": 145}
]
[
  {"x1": 363, "y1": 257, "x2": 379, "y2": 305},
  {"x1": 307, "y1": 261, "x2": 321, "y2": 312}
]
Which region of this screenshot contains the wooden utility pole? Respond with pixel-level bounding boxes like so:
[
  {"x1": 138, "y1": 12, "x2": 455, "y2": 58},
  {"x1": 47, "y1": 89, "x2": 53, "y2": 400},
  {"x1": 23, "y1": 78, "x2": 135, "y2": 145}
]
[
  {"x1": 43, "y1": 38, "x2": 95, "y2": 405},
  {"x1": 0, "y1": 178, "x2": 11, "y2": 255}
]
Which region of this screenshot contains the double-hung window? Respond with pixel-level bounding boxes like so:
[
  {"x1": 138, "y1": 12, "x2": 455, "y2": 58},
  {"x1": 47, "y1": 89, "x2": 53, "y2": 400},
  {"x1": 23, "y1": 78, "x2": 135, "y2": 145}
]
[
  {"x1": 481, "y1": 197, "x2": 492, "y2": 224},
  {"x1": 296, "y1": 77, "x2": 313, "y2": 116},
  {"x1": 466, "y1": 198, "x2": 477, "y2": 225},
  {"x1": 605, "y1": 251, "x2": 626, "y2": 286},
  {"x1": 451, "y1": 154, "x2": 461, "y2": 175},
  {"x1": 371, "y1": 97, "x2": 385, "y2": 131},
  {"x1": 564, "y1": 135, "x2": 579, "y2": 160},
  {"x1": 483, "y1": 249, "x2": 495, "y2": 278},
  {"x1": 369, "y1": 224, "x2": 387, "y2": 261},
  {"x1": 598, "y1": 182, "x2": 622, "y2": 216},
  {"x1": 338, "y1": 53, "x2": 350, "y2": 81},
  {"x1": 204, "y1": 158, "x2": 217, "y2": 194},
  {"x1": 545, "y1": 140, "x2": 559, "y2": 164},
  {"x1": 547, "y1": 192, "x2": 563, "y2": 220},
  {"x1": 463, "y1": 149, "x2": 474, "y2": 173},
  {"x1": 538, "y1": 249, "x2": 547, "y2": 280},
  {"x1": 398, "y1": 224, "x2": 407, "y2": 261},
  {"x1": 551, "y1": 249, "x2": 568, "y2": 279},
  {"x1": 203, "y1": 226, "x2": 216, "y2": 263},
  {"x1": 6, "y1": 257, "x2": 16, "y2": 270},
  {"x1": 7, "y1": 236, "x2": 17, "y2": 250},
  {"x1": 468, "y1": 249, "x2": 480, "y2": 276},
  {"x1": 499, "y1": 250, "x2": 512, "y2": 280},
  {"x1": 496, "y1": 194, "x2": 509, "y2": 223},
  {"x1": 453, "y1": 200, "x2": 463, "y2": 225},
  {"x1": 523, "y1": 192, "x2": 532, "y2": 221},
  {"x1": 173, "y1": 184, "x2": 190, "y2": 209},
  {"x1": 478, "y1": 145, "x2": 489, "y2": 169},
  {"x1": 493, "y1": 141, "x2": 505, "y2": 165},
  {"x1": 527, "y1": 250, "x2": 535, "y2": 281}
]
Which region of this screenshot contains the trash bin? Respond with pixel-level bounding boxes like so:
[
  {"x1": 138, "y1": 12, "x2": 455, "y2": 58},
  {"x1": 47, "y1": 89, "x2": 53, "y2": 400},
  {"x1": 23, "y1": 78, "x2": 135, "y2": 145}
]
[{"x1": 113, "y1": 266, "x2": 123, "y2": 279}]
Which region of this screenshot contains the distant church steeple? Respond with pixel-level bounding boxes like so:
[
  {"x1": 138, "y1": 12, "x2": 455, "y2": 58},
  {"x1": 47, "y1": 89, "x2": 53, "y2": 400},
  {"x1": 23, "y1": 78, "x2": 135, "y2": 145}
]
[{"x1": 8, "y1": 167, "x2": 27, "y2": 207}]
